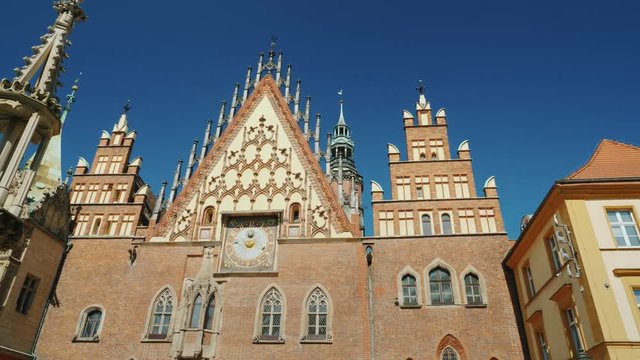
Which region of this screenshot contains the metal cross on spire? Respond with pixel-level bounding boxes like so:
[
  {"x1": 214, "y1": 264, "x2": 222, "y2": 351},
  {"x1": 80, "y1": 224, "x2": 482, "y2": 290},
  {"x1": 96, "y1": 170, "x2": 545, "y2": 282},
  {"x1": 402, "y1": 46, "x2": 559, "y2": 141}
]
[
  {"x1": 416, "y1": 80, "x2": 425, "y2": 95},
  {"x1": 123, "y1": 99, "x2": 132, "y2": 114}
]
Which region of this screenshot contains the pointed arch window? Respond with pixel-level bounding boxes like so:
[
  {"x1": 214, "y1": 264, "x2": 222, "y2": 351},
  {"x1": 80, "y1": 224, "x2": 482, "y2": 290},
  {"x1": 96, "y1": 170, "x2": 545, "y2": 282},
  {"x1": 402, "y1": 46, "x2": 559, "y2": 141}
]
[
  {"x1": 190, "y1": 294, "x2": 202, "y2": 328},
  {"x1": 305, "y1": 288, "x2": 329, "y2": 341},
  {"x1": 441, "y1": 213, "x2": 452, "y2": 235},
  {"x1": 203, "y1": 295, "x2": 215, "y2": 330},
  {"x1": 430, "y1": 267, "x2": 453, "y2": 305},
  {"x1": 259, "y1": 288, "x2": 283, "y2": 340},
  {"x1": 422, "y1": 214, "x2": 432, "y2": 235},
  {"x1": 402, "y1": 274, "x2": 418, "y2": 305},
  {"x1": 464, "y1": 273, "x2": 483, "y2": 305},
  {"x1": 442, "y1": 347, "x2": 459, "y2": 360},
  {"x1": 148, "y1": 289, "x2": 173, "y2": 339}
]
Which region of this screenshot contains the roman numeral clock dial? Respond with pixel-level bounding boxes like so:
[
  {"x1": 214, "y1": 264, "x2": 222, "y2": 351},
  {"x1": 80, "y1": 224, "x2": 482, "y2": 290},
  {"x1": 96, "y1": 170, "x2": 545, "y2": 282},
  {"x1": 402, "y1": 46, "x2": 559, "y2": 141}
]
[{"x1": 223, "y1": 216, "x2": 277, "y2": 271}]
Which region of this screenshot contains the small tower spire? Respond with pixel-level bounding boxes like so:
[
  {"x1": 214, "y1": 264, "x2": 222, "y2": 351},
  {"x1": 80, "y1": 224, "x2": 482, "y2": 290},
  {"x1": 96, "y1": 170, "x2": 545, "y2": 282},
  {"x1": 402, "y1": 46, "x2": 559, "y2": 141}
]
[
  {"x1": 168, "y1": 159, "x2": 183, "y2": 204},
  {"x1": 184, "y1": 139, "x2": 198, "y2": 182},
  {"x1": 228, "y1": 83, "x2": 240, "y2": 122},
  {"x1": 293, "y1": 80, "x2": 301, "y2": 120},
  {"x1": 151, "y1": 180, "x2": 168, "y2": 221},
  {"x1": 284, "y1": 65, "x2": 292, "y2": 103},
  {"x1": 303, "y1": 96, "x2": 311, "y2": 140},
  {"x1": 242, "y1": 66, "x2": 252, "y2": 104},
  {"x1": 275, "y1": 52, "x2": 283, "y2": 85},
  {"x1": 325, "y1": 132, "x2": 331, "y2": 176},
  {"x1": 60, "y1": 74, "x2": 81, "y2": 127},
  {"x1": 337, "y1": 90, "x2": 346, "y2": 125},
  {"x1": 314, "y1": 113, "x2": 321, "y2": 160},
  {"x1": 214, "y1": 101, "x2": 226, "y2": 140},
  {"x1": 199, "y1": 119, "x2": 213, "y2": 164}
]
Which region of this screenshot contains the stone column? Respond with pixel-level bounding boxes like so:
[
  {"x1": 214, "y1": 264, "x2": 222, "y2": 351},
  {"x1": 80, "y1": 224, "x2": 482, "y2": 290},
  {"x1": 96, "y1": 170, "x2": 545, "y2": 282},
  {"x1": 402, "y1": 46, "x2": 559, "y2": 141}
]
[
  {"x1": 0, "y1": 112, "x2": 40, "y2": 206},
  {"x1": 8, "y1": 136, "x2": 50, "y2": 215},
  {"x1": 0, "y1": 122, "x2": 22, "y2": 178}
]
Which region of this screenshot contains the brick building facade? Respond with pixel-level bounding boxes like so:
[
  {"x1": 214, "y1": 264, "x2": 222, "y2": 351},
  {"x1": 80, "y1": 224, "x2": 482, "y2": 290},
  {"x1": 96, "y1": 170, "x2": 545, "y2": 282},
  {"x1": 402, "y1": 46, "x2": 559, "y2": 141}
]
[{"x1": 24, "y1": 4, "x2": 525, "y2": 359}]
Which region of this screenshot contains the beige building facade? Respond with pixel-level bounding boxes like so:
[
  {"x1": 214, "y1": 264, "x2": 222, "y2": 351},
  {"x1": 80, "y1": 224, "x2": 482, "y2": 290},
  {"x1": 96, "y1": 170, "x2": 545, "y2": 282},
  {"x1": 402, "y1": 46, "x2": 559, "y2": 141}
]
[{"x1": 505, "y1": 139, "x2": 640, "y2": 360}]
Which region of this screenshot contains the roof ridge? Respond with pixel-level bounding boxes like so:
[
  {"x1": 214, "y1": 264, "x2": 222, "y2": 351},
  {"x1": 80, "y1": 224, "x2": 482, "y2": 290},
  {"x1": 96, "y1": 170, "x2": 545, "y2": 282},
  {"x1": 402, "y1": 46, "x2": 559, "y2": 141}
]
[{"x1": 567, "y1": 139, "x2": 640, "y2": 180}]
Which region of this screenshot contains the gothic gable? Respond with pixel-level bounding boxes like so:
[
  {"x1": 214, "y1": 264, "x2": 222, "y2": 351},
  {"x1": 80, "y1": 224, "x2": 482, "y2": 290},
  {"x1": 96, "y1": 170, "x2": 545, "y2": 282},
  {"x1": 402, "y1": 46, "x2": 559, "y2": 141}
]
[{"x1": 151, "y1": 76, "x2": 353, "y2": 241}]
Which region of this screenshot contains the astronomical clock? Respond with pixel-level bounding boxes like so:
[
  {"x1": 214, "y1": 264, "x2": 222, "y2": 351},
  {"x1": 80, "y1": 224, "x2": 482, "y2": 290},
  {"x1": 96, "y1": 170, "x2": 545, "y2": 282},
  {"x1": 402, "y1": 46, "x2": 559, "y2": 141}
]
[{"x1": 220, "y1": 215, "x2": 278, "y2": 272}]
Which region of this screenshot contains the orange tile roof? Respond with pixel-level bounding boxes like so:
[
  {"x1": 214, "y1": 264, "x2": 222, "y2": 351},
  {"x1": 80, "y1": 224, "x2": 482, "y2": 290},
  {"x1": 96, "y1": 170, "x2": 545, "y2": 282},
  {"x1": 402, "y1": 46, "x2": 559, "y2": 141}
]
[{"x1": 567, "y1": 139, "x2": 640, "y2": 180}]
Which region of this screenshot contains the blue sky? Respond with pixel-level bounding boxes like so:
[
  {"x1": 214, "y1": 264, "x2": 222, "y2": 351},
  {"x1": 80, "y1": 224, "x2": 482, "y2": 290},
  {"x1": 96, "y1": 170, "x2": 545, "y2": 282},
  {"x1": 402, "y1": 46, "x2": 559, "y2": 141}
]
[{"x1": 2, "y1": 0, "x2": 639, "y2": 238}]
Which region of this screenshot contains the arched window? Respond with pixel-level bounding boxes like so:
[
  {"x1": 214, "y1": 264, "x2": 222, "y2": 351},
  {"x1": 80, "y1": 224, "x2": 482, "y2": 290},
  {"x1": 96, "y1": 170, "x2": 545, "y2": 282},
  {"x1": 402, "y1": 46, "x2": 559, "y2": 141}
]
[
  {"x1": 402, "y1": 274, "x2": 418, "y2": 305},
  {"x1": 464, "y1": 273, "x2": 483, "y2": 304},
  {"x1": 203, "y1": 295, "x2": 215, "y2": 330},
  {"x1": 442, "y1": 347, "x2": 459, "y2": 360},
  {"x1": 306, "y1": 287, "x2": 329, "y2": 340},
  {"x1": 441, "y1": 214, "x2": 452, "y2": 235},
  {"x1": 76, "y1": 307, "x2": 103, "y2": 341},
  {"x1": 202, "y1": 207, "x2": 214, "y2": 225},
  {"x1": 290, "y1": 203, "x2": 301, "y2": 223},
  {"x1": 259, "y1": 288, "x2": 283, "y2": 340},
  {"x1": 430, "y1": 267, "x2": 453, "y2": 305},
  {"x1": 190, "y1": 294, "x2": 202, "y2": 328},
  {"x1": 422, "y1": 214, "x2": 432, "y2": 235},
  {"x1": 148, "y1": 289, "x2": 173, "y2": 338}
]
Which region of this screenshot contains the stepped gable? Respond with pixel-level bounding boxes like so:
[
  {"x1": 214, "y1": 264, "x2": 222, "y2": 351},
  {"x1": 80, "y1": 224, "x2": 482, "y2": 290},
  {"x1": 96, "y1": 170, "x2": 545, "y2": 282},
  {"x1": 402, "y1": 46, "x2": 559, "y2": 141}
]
[{"x1": 152, "y1": 75, "x2": 354, "y2": 238}]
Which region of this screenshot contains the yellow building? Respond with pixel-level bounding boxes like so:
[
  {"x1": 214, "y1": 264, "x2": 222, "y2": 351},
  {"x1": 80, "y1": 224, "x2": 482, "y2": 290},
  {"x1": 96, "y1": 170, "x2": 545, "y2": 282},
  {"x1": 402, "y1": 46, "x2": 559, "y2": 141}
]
[{"x1": 505, "y1": 139, "x2": 640, "y2": 360}]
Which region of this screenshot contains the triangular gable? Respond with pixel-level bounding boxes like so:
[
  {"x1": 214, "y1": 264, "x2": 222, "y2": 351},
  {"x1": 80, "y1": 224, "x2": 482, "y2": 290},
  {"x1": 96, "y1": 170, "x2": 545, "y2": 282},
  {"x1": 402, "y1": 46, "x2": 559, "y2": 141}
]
[
  {"x1": 151, "y1": 76, "x2": 353, "y2": 240},
  {"x1": 567, "y1": 139, "x2": 640, "y2": 180}
]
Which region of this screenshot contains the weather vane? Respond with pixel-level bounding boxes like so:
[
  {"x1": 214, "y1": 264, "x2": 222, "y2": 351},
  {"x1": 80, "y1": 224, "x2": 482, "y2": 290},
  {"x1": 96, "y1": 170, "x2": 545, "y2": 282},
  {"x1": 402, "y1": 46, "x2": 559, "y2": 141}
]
[
  {"x1": 416, "y1": 80, "x2": 425, "y2": 95},
  {"x1": 338, "y1": 89, "x2": 344, "y2": 103},
  {"x1": 123, "y1": 99, "x2": 132, "y2": 114},
  {"x1": 270, "y1": 35, "x2": 278, "y2": 52}
]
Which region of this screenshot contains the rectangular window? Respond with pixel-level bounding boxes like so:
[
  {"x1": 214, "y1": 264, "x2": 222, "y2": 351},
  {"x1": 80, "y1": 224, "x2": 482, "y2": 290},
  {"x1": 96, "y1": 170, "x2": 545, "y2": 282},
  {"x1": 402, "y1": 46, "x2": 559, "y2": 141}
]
[
  {"x1": 396, "y1": 177, "x2": 411, "y2": 200},
  {"x1": 566, "y1": 307, "x2": 584, "y2": 354},
  {"x1": 415, "y1": 176, "x2": 430, "y2": 199},
  {"x1": 86, "y1": 184, "x2": 99, "y2": 203},
  {"x1": 479, "y1": 208, "x2": 497, "y2": 233},
  {"x1": 398, "y1": 211, "x2": 414, "y2": 236},
  {"x1": 458, "y1": 209, "x2": 476, "y2": 234},
  {"x1": 634, "y1": 289, "x2": 640, "y2": 312},
  {"x1": 99, "y1": 184, "x2": 112, "y2": 203},
  {"x1": 607, "y1": 210, "x2": 640, "y2": 247},
  {"x1": 115, "y1": 184, "x2": 128, "y2": 203},
  {"x1": 74, "y1": 215, "x2": 90, "y2": 236},
  {"x1": 95, "y1": 156, "x2": 108, "y2": 174},
  {"x1": 71, "y1": 184, "x2": 85, "y2": 203},
  {"x1": 523, "y1": 264, "x2": 536, "y2": 299},
  {"x1": 119, "y1": 215, "x2": 135, "y2": 236},
  {"x1": 106, "y1": 215, "x2": 119, "y2": 235},
  {"x1": 411, "y1": 140, "x2": 426, "y2": 160},
  {"x1": 16, "y1": 275, "x2": 38, "y2": 314},
  {"x1": 429, "y1": 139, "x2": 445, "y2": 160},
  {"x1": 379, "y1": 211, "x2": 394, "y2": 236},
  {"x1": 434, "y1": 176, "x2": 450, "y2": 199},
  {"x1": 108, "y1": 155, "x2": 123, "y2": 174},
  {"x1": 453, "y1": 174, "x2": 470, "y2": 198},
  {"x1": 537, "y1": 331, "x2": 550, "y2": 360},
  {"x1": 547, "y1": 235, "x2": 562, "y2": 272}
]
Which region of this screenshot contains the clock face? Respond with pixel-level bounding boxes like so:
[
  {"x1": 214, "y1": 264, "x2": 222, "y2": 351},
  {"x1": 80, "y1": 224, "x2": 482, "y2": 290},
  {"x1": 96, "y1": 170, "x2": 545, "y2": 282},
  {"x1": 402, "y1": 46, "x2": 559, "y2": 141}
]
[{"x1": 224, "y1": 216, "x2": 277, "y2": 269}]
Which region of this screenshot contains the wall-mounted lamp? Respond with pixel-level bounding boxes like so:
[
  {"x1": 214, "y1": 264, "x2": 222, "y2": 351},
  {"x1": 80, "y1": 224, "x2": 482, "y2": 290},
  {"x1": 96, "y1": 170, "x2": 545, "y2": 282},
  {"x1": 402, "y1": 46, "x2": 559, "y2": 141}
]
[{"x1": 365, "y1": 246, "x2": 373, "y2": 266}]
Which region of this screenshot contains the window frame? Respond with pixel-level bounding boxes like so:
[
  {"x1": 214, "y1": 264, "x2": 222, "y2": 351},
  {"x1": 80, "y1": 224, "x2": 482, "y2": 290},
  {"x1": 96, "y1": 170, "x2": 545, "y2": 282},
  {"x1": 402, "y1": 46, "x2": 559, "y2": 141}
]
[
  {"x1": 254, "y1": 285, "x2": 286, "y2": 343},
  {"x1": 15, "y1": 275, "x2": 39, "y2": 315},
  {"x1": 429, "y1": 267, "x2": 454, "y2": 305},
  {"x1": 565, "y1": 307, "x2": 585, "y2": 355},
  {"x1": 74, "y1": 305, "x2": 105, "y2": 342},
  {"x1": 440, "y1": 212, "x2": 453, "y2": 235},
  {"x1": 441, "y1": 346, "x2": 459, "y2": 360},
  {"x1": 143, "y1": 286, "x2": 176, "y2": 341},
  {"x1": 523, "y1": 262, "x2": 536, "y2": 299},
  {"x1": 300, "y1": 285, "x2": 333, "y2": 343},
  {"x1": 606, "y1": 209, "x2": 640, "y2": 247},
  {"x1": 420, "y1": 212, "x2": 433, "y2": 236}
]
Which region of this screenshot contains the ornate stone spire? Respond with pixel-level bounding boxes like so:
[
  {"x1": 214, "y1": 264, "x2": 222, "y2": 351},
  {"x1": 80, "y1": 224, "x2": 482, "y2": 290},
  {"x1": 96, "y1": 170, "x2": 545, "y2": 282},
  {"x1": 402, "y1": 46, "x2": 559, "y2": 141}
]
[
  {"x1": 12, "y1": 0, "x2": 86, "y2": 103},
  {"x1": 337, "y1": 90, "x2": 346, "y2": 125}
]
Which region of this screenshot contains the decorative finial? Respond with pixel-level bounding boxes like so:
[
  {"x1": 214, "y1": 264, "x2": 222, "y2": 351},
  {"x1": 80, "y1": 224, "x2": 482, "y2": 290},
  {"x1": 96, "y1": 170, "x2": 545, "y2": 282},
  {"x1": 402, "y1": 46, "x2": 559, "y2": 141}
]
[
  {"x1": 270, "y1": 35, "x2": 278, "y2": 53},
  {"x1": 123, "y1": 99, "x2": 132, "y2": 114},
  {"x1": 416, "y1": 80, "x2": 425, "y2": 95},
  {"x1": 338, "y1": 89, "x2": 344, "y2": 104}
]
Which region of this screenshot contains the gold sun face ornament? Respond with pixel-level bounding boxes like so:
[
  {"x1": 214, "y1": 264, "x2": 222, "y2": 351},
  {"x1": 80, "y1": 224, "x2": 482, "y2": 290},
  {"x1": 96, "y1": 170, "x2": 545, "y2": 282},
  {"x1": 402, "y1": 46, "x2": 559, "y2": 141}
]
[{"x1": 224, "y1": 216, "x2": 277, "y2": 269}]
